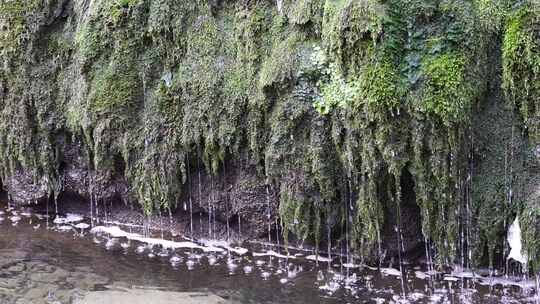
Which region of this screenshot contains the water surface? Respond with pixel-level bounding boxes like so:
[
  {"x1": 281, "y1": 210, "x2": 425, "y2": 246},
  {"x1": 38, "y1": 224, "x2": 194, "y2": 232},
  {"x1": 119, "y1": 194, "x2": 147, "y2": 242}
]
[{"x1": 0, "y1": 202, "x2": 536, "y2": 303}]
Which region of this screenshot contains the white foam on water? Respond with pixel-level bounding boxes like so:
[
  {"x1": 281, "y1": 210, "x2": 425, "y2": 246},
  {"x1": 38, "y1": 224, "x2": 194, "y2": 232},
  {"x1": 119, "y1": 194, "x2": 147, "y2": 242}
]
[
  {"x1": 476, "y1": 276, "x2": 536, "y2": 289},
  {"x1": 90, "y1": 226, "x2": 224, "y2": 252},
  {"x1": 58, "y1": 225, "x2": 74, "y2": 231},
  {"x1": 443, "y1": 276, "x2": 459, "y2": 282},
  {"x1": 261, "y1": 271, "x2": 272, "y2": 280},
  {"x1": 305, "y1": 255, "x2": 332, "y2": 262},
  {"x1": 54, "y1": 213, "x2": 84, "y2": 224},
  {"x1": 408, "y1": 292, "x2": 425, "y2": 301},
  {"x1": 372, "y1": 298, "x2": 386, "y2": 304},
  {"x1": 201, "y1": 239, "x2": 249, "y2": 255},
  {"x1": 102, "y1": 220, "x2": 145, "y2": 229},
  {"x1": 243, "y1": 265, "x2": 253, "y2": 274},
  {"x1": 75, "y1": 223, "x2": 90, "y2": 229},
  {"x1": 380, "y1": 268, "x2": 401, "y2": 277},
  {"x1": 253, "y1": 250, "x2": 294, "y2": 259},
  {"x1": 429, "y1": 293, "x2": 444, "y2": 303},
  {"x1": 449, "y1": 269, "x2": 476, "y2": 279},
  {"x1": 170, "y1": 255, "x2": 182, "y2": 263},
  {"x1": 414, "y1": 271, "x2": 429, "y2": 280},
  {"x1": 319, "y1": 281, "x2": 341, "y2": 294}
]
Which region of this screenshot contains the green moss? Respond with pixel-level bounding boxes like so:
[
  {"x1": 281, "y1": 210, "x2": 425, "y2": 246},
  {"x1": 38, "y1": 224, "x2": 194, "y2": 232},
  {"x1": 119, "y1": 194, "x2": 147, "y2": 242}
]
[
  {"x1": 502, "y1": 6, "x2": 540, "y2": 144},
  {"x1": 522, "y1": 206, "x2": 540, "y2": 273},
  {"x1": 353, "y1": 178, "x2": 384, "y2": 257},
  {"x1": 421, "y1": 52, "x2": 473, "y2": 124},
  {"x1": 88, "y1": 60, "x2": 139, "y2": 116},
  {"x1": 1, "y1": 0, "x2": 535, "y2": 271},
  {"x1": 0, "y1": 0, "x2": 40, "y2": 56},
  {"x1": 47, "y1": 34, "x2": 74, "y2": 58},
  {"x1": 258, "y1": 32, "x2": 302, "y2": 90},
  {"x1": 311, "y1": 46, "x2": 359, "y2": 115},
  {"x1": 282, "y1": 0, "x2": 324, "y2": 27},
  {"x1": 321, "y1": 0, "x2": 385, "y2": 70},
  {"x1": 75, "y1": 23, "x2": 106, "y2": 65},
  {"x1": 279, "y1": 183, "x2": 323, "y2": 245},
  {"x1": 502, "y1": 3, "x2": 540, "y2": 271},
  {"x1": 475, "y1": 0, "x2": 512, "y2": 32},
  {"x1": 358, "y1": 59, "x2": 405, "y2": 114},
  {"x1": 109, "y1": 0, "x2": 141, "y2": 26}
]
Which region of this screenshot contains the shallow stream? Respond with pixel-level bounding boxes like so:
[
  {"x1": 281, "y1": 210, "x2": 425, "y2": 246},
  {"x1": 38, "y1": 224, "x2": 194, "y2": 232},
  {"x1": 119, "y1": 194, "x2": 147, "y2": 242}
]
[{"x1": 0, "y1": 201, "x2": 537, "y2": 304}]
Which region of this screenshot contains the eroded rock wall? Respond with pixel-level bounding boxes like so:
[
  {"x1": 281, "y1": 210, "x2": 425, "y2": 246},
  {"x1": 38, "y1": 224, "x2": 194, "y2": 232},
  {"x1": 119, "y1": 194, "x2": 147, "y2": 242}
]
[{"x1": 1, "y1": 0, "x2": 539, "y2": 270}]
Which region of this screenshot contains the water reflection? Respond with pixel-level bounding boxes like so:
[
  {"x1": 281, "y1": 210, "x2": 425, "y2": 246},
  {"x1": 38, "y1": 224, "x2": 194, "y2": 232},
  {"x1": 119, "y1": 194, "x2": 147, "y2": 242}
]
[{"x1": 0, "y1": 203, "x2": 537, "y2": 304}]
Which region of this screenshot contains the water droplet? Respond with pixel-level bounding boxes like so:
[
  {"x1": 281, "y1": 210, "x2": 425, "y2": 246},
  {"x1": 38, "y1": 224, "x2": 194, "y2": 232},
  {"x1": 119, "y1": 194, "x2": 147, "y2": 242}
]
[
  {"x1": 243, "y1": 265, "x2": 253, "y2": 274},
  {"x1": 261, "y1": 271, "x2": 271, "y2": 280}
]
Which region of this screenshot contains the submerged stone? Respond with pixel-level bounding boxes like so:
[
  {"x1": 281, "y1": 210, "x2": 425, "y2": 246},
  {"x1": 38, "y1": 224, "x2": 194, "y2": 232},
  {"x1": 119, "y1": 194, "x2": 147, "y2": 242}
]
[{"x1": 74, "y1": 290, "x2": 230, "y2": 304}]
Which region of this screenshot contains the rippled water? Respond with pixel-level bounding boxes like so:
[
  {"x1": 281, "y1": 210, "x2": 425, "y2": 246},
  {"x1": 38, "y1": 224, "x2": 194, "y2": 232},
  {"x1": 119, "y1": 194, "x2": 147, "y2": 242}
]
[{"x1": 0, "y1": 202, "x2": 537, "y2": 304}]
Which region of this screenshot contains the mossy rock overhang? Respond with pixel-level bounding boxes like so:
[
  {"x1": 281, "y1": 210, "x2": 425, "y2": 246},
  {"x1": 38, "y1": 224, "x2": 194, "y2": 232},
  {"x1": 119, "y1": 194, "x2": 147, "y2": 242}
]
[{"x1": 1, "y1": 0, "x2": 539, "y2": 271}]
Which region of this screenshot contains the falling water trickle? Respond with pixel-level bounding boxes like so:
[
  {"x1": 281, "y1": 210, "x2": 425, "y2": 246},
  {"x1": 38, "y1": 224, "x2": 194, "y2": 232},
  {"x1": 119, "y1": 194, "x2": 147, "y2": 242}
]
[
  {"x1": 275, "y1": 218, "x2": 280, "y2": 247},
  {"x1": 224, "y1": 161, "x2": 230, "y2": 241},
  {"x1": 197, "y1": 148, "x2": 203, "y2": 236},
  {"x1": 394, "y1": 173, "x2": 406, "y2": 298},
  {"x1": 346, "y1": 178, "x2": 352, "y2": 276},
  {"x1": 189, "y1": 196, "x2": 193, "y2": 237},
  {"x1": 327, "y1": 217, "x2": 332, "y2": 267},
  {"x1": 266, "y1": 184, "x2": 272, "y2": 244},
  {"x1": 238, "y1": 213, "x2": 241, "y2": 236},
  {"x1": 209, "y1": 174, "x2": 213, "y2": 238},
  {"x1": 159, "y1": 209, "x2": 164, "y2": 240},
  {"x1": 46, "y1": 196, "x2": 50, "y2": 229},
  {"x1": 54, "y1": 195, "x2": 58, "y2": 215},
  {"x1": 535, "y1": 274, "x2": 540, "y2": 304}
]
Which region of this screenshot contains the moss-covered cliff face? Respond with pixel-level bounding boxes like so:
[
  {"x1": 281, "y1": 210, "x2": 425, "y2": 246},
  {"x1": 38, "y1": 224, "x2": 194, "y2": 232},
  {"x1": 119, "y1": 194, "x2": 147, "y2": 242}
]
[
  {"x1": 1, "y1": 0, "x2": 539, "y2": 272},
  {"x1": 501, "y1": 2, "x2": 540, "y2": 272}
]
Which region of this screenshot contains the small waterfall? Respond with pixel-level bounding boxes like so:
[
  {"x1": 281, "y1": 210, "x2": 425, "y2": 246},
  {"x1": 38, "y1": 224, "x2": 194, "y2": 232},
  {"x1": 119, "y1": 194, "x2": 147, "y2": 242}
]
[
  {"x1": 159, "y1": 209, "x2": 164, "y2": 240},
  {"x1": 89, "y1": 193, "x2": 93, "y2": 227},
  {"x1": 276, "y1": 0, "x2": 283, "y2": 14},
  {"x1": 187, "y1": 153, "x2": 193, "y2": 237},
  {"x1": 46, "y1": 196, "x2": 50, "y2": 229},
  {"x1": 326, "y1": 216, "x2": 332, "y2": 265},
  {"x1": 95, "y1": 195, "x2": 100, "y2": 224},
  {"x1": 238, "y1": 212, "x2": 241, "y2": 236},
  {"x1": 197, "y1": 148, "x2": 203, "y2": 236},
  {"x1": 266, "y1": 184, "x2": 271, "y2": 243},
  {"x1": 89, "y1": 174, "x2": 93, "y2": 227},
  {"x1": 54, "y1": 194, "x2": 58, "y2": 215},
  {"x1": 536, "y1": 274, "x2": 540, "y2": 304},
  {"x1": 466, "y1": 130, "x2": 474, "y2": 273},
  {"x1": 346, "y1": 178, "x2": 353, "y2": 276},
  {"x1": 209, "y1": 174, "x2": 213, "y2": 238},
  {"x1": 275, "y1": 218, "x2": 280, "y2": 247},
  {"x1": 394, "y1": 172, "x2": 406, "y2": 298},
  {"x1": 224, "y1": 161, "x2": 230, "y2": 240},
  {"x1": 104, "y1": 199, "x2": 109, "y2": 224}
]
